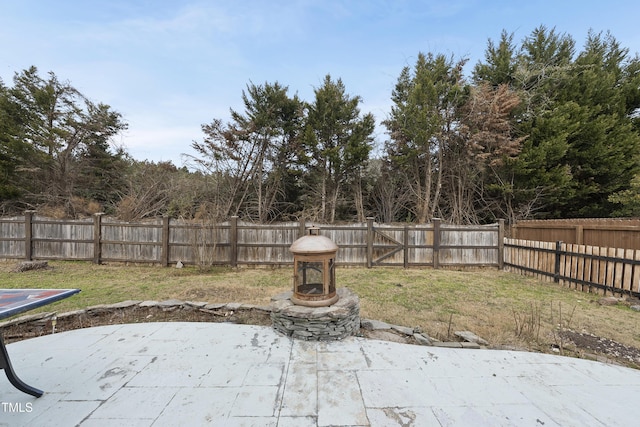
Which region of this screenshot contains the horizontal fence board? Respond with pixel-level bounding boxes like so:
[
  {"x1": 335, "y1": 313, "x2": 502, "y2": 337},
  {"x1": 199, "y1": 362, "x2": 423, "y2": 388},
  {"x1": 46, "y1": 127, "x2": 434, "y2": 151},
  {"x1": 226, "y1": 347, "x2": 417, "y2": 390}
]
[
  {"x1": 0, "y1": 241, "x2": 24, "y2": 259},
  {"x1": 33, "y1": 241, "x2": 94, "y2": 260},
  {"x1": 512, "y1": 218, "x2": 640, "y2": 250},
  {"x1": 101, "y1": 243, "x2": 160, "y2": 262},
  {"x1": 102, "y1": 220, "x2": 162, "y2": 243}
]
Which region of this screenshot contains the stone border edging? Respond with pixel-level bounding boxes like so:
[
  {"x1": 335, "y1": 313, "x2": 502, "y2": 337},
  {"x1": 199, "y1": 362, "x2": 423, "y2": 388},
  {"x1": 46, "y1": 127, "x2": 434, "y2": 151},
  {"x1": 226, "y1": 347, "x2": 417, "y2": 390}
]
[{"x1": 0, "y1": 299, "x2": 486, "y2": 349}]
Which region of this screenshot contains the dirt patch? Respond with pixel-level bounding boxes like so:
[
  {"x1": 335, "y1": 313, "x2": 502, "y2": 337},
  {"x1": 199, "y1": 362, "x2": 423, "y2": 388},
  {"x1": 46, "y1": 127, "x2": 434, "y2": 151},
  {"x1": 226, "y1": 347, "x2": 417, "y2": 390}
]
[
  {"x1": 557, "y1": 330, "x2": 640, "y2": 368},
  {"x1": 1, "y1": 305, "x2": 273, "y2": 344}
]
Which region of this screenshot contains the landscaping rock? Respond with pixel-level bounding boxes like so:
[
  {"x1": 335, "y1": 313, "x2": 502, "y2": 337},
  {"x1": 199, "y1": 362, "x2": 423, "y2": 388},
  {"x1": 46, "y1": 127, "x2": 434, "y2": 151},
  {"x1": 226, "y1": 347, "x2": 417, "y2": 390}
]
[
  {"x1": 361, "y1": 319, "x2": 391, "y2": 331},
  {"x1": 185, "y1": 301, "x2": 208, "y2": 308},
  {"x1": 367, "y1": 329, "x2": 407, "y2": 344},
  {"x1": 631, "y1": 305, "x2": 640, "y2": 312},
  {"x1": 12, "y1": 261, "x2": 50, "y2": 272},
  {"x1": 203, "y1": 303, "x2": 225, "y2": 310},
  {"x1": 104, "y1": 300, "x2": 142, "y2": 309},
  {"x1": 0, "y1": 312, "x2": 55, "y2": 328},
  {"x1": 271, "y1": 291, "x2": 293, "y2": 302},
  {"x1": 461, "y1": 342, "x2": 481, "y2": 349},
  {"x1": 157, "y1": 299, "x2": 185, "y2": 308},
  {"x1": 433, "y1": 342, "x2": 463, "y2": 348},
  {"x1": 598, "y1": 297, "x2": 622, "y2": 306},
  {"x1": 56, "y1": 309, "x2": 86, "y2": 319},
  {"x1": 139, "y1": 300, "x2": 159, "y2": 307},
  {"x1": 85, "y1": 304, "x2": 112, "y2": 313},
  {"x1": 413, "y1": 333, "x2": 432, "y2": 346},
  {"x1": 391, "y1": 324, "x2": 415, "y2": 336},
  {"x1": 455, "y1": 330, "x2": 489, "y2": 346}
]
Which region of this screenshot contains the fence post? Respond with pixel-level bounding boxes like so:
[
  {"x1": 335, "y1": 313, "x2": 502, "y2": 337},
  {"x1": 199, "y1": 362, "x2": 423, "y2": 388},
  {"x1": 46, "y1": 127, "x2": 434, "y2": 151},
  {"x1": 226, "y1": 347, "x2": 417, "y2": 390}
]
[
  {"x1": 24, "y1": 210, "x2": 35, "y2": 261},
  {"x1": 366, "y1": 217, "x2": 374, "y2": 268},
  {"x1": 575, "y1": 225, "x2": 583, "y2": 245},
  {"x1": 230, "y1": 216, "x2": 238, "y2": 268},
  {"x1": 498, "y1": 219, "x2": 505, "y2": 269},
  {"x1": 554, "y1": 241, "x2": 563, "y2": 283},
  {"x1": 93, "y1": 213, "x2": 103, "y2": 264},
  {"x1": 298, "y1": 218, "x2": 306, "y2": 237},
  {"x1": 433, "y1": 218, "x2": 441, "y2": 269},
  {"x1": 403, "y1": 224, "x2": 409, "y2": 269},
  {"x1": 161, "y1": 216, "x2": 170, "y2": 267}
]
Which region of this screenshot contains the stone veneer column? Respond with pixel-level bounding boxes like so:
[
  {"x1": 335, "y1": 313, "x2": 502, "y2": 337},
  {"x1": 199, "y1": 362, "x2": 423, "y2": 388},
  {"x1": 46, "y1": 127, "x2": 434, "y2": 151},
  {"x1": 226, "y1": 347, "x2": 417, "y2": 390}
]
[{"x1": 270, "y1": 288, "x2": 360, "y2": 341}]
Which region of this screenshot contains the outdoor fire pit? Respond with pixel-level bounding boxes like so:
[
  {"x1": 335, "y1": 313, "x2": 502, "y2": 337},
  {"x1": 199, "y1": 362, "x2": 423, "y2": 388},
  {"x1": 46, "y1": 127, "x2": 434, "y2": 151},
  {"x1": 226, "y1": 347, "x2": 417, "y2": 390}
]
[
  {"x1": 270, "y1": 227, "x2": 360, "y2": 341},
  {"x1": 289, "y1": 226, "x2": 338, "y2": 307}
]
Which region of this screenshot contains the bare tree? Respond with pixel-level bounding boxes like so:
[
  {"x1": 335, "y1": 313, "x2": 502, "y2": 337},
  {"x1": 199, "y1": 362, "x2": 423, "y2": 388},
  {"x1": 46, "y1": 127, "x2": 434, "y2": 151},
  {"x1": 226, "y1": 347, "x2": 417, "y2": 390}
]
[
  {"x1": 454, "y1": 83, "x2": 527, "y2": 223},
  {"x1": 191, "y1": 82, "x2": 305, "y2": 223}
]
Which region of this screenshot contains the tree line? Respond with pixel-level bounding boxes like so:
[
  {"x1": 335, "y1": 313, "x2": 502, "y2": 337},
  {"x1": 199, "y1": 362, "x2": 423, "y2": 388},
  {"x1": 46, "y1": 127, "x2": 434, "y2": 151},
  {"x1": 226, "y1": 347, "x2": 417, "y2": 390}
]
[{"x1": 1, "y1": 26, "x2": 639, "y2": 224}]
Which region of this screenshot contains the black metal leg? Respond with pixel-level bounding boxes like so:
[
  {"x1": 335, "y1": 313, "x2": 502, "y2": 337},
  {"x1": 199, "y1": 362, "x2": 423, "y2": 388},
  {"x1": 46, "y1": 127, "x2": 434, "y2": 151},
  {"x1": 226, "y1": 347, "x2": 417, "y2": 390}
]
[{"x1": 0, "y1": 333, "x2": 43, "y2": 398}]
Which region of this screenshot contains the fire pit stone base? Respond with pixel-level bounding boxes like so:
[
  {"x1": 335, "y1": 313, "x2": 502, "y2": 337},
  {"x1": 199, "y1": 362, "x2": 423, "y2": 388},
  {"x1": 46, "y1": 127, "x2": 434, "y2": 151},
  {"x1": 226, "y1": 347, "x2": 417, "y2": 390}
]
[{"x1": 270, "y1": 288, "x2": 360, "y2": 341}]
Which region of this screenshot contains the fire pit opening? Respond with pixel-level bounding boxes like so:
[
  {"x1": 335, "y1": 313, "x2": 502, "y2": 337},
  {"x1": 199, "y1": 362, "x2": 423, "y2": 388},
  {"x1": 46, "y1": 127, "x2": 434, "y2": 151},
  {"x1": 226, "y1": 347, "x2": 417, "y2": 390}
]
[{"x1": 289, "y1": 227, "x2": 338, "y2": 307}]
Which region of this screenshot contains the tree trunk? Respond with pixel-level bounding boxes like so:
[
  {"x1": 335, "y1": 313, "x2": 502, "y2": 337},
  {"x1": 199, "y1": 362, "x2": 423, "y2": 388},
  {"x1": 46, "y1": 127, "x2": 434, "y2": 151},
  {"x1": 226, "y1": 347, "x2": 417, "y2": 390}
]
[
  {"x1": 431, "y1": 138, "x2": 444, "y2": 220},
  {"x1": 419, "y1": 154, "x2": 433, "y2": 223},
  {"x1": 353, "y1": 175, "x2": 365, "y2": 222},
  {"x1": 329, "y1": 181, "x2": 340, "y2": 224},
  {"x1": 321, "y1": 164, "x2": 327, "y2": 222}
]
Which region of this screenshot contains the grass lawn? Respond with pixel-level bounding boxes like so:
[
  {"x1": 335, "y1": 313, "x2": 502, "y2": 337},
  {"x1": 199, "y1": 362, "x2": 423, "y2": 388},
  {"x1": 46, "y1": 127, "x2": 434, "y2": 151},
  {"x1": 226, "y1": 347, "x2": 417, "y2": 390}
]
[{"x1": 1, "y1": 260, "x2": 639, "y2": 362}]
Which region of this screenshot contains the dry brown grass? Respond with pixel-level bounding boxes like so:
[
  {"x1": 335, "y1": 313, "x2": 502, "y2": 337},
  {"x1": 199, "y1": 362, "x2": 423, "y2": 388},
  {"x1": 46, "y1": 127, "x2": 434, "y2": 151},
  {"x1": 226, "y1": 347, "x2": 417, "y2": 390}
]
[{"x1": 1, "y1": 261, "x2": 639, "y2": 363}]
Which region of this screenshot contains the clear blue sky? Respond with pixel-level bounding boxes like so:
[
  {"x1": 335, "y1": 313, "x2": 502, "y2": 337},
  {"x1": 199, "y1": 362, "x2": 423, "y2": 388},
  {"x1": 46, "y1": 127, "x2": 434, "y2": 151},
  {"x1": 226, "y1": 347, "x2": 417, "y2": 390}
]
[{"x1": 1, "y1": 0, "x2": 639, "y2": 166}]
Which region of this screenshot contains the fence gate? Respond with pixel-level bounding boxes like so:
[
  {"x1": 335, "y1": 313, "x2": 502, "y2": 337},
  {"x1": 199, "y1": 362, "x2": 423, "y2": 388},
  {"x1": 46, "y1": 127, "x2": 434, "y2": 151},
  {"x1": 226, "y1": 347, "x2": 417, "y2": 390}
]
[{"x1": 371, "y1": 227, "x2": 405, "y2": 267}]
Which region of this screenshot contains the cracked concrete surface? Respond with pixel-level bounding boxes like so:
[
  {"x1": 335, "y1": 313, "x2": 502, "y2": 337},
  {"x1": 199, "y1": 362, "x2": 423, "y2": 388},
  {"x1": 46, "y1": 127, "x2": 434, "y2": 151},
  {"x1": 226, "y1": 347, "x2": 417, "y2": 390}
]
[{"x1": 2, "y1": 322, "x2": 640, "y2": 426}]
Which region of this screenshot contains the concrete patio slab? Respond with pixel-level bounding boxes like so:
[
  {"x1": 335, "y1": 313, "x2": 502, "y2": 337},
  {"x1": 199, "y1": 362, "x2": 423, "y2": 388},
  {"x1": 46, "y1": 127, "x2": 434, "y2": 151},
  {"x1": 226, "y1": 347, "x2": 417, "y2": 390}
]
[{"x1": 2, "y1": 322, "x2": 640, "y2": 426}]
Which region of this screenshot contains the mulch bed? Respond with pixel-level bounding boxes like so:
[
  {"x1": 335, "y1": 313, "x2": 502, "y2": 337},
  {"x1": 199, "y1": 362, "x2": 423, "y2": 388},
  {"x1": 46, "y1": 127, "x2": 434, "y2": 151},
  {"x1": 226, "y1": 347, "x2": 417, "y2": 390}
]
[{"x1": 1, "y1": 305, "x2": 273, "y2": 344}]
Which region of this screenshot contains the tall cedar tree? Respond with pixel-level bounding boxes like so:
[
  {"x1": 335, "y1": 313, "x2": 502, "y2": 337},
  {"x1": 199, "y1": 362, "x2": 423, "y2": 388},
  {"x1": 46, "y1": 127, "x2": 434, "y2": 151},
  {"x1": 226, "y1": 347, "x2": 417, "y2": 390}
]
[
  {"x1": 0, "y1": 79, "x2": 31, "y2": 203},
  {"x1": 384, "y1": 53, "x2": 468, "y2": 223},
  {"x1": 0, "y1": 67, "x2": 127, "y2": 216},
  {"x1": 474, "y1": 26, "x2": 640, "y2": 219},
  {"x1": 303, "y1": 75, "x2": 374, "y2": 223},
  {"x1": 193, "y1": 82, "x2": 305, "y2": 222},
  {"x1": 559, "y1": 31, "x2": 640, "y2": 216}
]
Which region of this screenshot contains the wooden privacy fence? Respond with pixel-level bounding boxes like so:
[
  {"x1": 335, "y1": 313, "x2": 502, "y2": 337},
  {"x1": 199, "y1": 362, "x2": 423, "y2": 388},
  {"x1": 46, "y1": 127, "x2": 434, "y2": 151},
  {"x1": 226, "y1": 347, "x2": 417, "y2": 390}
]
[
  {"x1": 511, "y1": 218, "x2": 640, "y2": 250},
  {"x1": 504, "y1": 238, "x2": 640, "y2": 297},
  {"x1": 0, "y1": 213, "x2": 504, "y2": 268}
]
